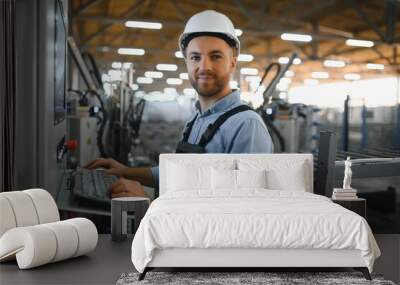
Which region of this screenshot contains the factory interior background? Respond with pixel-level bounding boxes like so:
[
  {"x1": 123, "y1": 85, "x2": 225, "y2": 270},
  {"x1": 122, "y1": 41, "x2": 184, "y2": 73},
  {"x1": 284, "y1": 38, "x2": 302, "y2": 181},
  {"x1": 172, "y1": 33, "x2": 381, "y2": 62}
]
[{"x1": 1, "y1": 0, "x2": 400, "y2": 283}]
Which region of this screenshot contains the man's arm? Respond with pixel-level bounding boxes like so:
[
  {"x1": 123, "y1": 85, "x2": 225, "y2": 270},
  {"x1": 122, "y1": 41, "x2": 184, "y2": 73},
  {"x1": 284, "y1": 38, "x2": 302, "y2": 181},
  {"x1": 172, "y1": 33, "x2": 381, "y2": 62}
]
[
  {"x1": 85, "y1": 158, "x2": 157, "y2": 187},
  {"x1": 123, "y1": 167, "x2": 157, "y2": 188}
]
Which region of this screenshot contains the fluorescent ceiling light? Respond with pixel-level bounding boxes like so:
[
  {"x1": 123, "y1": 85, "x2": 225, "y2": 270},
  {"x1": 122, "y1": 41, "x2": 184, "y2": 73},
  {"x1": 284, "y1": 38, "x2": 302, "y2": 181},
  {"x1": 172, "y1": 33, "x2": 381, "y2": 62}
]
[
  {"x1": 323, "y1": 60, "x2": 346, "y2": 68},
  {"x1": 166, "y1": 78, "x2": 183, "y2": 85},
  {"x1": 235, "y1": 29, "x2": 243, "y2": 36},
  {"x1": 229, "y1": 80, "x2": 239, "y2": 89},
  {"x1": 111, "y1": 62, "x2": 122, "y2": 69},
  {"x1": 183, "y1": 88, "x2": 196, "y2": 96},
  {"x1": 245, "y1": 76, "x2": 261, "y2": 83},
  {"x1": 238, "y1": 54, "x2": 254, "y2": 62},
  {"x1": 156, "y1": 64, "x2": 178, "y2": 71},
  {"x1": 366, "y1": 63, "x2": 384, "y2": 70},
  {"x1": 304, "y1": 79, "x2": 319, "y2": 86},
  {"x1": 179, "y1": 73, "x2": 189, "y2": 80},
  {"x1": 278, "y1": 57, "x2": 301, "y2": 65},
  {"x1": 281, "y1": 33, "x2": 312, "y2": 42},
  {"x1": 175, "y1": 51, "x2": 184, "y2": 58},
  {"x1": 240, "y1": 67, "x2": 258, "y2": 75},
  {"x1": 125, "y1": 21, "x2": 162, "y2": 29},
  {"x1": 344, "y1": 73, "x2": 361, "y2": 81},
  {"x1": 293, "y1": 58, "x2": 302, "y2": 65},
  {"x1": 284, "y1": 70, "x2": 295, "y2": 77},
  {"x1": 311, "y1": 71, "x2": 329, "y2": 79},
  {"x1": 136, "y1": 77, "x2": 153, "y2": 84},
  {"x1": 117, "y1": 48, "x2": 145, "y2": 55},
  {"x1": 123, "y1": 62, "x2": 133, "y2": 69},
  {"x1": 278, "y1": 57, "x2": 289, "y2": 64},
  {"x1": 144, "y1": 71, "x2": 163, "y2": 78},
  {"x1": 164, "y1": 87, "x2": 177, "y2": 94},
  {"x1": 345, "y1": 39, "x2": 374, "y2": 47},
  {"x1": 130, "y1": 83, "x2": 139, "y2": 90}
]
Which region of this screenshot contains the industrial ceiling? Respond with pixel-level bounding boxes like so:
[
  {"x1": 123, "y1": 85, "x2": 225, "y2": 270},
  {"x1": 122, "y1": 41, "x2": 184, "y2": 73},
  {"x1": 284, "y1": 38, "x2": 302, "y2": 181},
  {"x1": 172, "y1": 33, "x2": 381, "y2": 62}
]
[{"x1": 71, "y1": 0, "x2": 400, "y2": 93}]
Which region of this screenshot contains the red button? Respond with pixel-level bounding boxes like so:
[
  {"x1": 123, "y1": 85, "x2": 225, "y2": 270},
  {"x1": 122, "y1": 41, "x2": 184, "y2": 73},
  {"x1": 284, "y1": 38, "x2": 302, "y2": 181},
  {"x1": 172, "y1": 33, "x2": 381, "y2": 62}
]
[{"x1": 66, "y1": 140, "x2": 78, "y2": 150}]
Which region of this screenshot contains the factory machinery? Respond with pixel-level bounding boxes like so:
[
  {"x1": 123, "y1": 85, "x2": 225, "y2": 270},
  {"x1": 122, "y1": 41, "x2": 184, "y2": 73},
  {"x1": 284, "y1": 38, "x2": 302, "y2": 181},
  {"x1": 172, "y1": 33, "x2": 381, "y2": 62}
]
[{"x1": 65, "y1": 43, "x2": 400, "y2": 235}]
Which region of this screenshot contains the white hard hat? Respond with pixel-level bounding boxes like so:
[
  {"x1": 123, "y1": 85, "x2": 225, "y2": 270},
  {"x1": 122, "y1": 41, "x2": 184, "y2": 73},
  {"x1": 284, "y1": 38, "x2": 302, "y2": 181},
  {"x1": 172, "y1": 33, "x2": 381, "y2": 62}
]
[{"x1": 179, "y1": 10, "x2": 240, "y2": 56}]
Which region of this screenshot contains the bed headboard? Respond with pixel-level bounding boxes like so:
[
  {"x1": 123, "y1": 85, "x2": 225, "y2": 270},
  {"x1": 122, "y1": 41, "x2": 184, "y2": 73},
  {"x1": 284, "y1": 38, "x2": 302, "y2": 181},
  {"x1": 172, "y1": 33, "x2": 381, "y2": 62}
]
[{"x1": 159, "y1": 153, "x2": 314, "y2": 196}]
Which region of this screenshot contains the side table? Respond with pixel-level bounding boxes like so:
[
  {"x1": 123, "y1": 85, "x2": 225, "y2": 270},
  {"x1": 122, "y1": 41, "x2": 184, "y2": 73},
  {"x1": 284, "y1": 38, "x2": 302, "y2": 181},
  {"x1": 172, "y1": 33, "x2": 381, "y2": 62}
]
[{"x1": 332, "y1": 197, "x2": 366, "y2": 218}]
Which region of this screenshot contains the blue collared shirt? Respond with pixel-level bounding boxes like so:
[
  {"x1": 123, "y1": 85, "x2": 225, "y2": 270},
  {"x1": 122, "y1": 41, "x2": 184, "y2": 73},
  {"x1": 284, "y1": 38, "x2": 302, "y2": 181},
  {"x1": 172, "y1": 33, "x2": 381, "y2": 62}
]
[{"x1": 150, "y1": 89, "x2": 274, "y2": 186}]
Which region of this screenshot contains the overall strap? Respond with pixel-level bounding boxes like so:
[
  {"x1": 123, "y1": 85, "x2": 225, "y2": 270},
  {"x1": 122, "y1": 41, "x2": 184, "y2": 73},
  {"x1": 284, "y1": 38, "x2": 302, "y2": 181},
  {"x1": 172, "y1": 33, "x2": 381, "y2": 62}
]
[
  {"x1": 181, "y1": 114, "x2": 198, "y2": 142},
  {"x1": 198, "y1": 105, "x2": 253, "y2": 147}
]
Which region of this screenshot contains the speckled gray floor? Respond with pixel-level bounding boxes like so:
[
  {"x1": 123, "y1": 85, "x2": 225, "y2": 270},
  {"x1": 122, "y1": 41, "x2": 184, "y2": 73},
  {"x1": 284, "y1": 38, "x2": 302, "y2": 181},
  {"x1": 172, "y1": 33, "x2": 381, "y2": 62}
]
[{"x1": 116, "y1": 271, "x2": 396, "y2": 285}]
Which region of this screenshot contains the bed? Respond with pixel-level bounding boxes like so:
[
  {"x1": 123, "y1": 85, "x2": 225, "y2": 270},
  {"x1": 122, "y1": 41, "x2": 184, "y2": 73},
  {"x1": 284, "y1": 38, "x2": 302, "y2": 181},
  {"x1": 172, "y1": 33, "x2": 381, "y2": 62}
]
[{"x1": 131, "y1": 154, "x2": 381, "y2": 280}]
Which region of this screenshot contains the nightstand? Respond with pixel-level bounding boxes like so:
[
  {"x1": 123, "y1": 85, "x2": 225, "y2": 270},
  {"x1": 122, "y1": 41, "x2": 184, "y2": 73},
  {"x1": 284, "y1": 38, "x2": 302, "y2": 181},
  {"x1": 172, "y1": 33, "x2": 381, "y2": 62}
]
[{"x1": 331, "y1": 198, "x2": 366, "y2": 218}]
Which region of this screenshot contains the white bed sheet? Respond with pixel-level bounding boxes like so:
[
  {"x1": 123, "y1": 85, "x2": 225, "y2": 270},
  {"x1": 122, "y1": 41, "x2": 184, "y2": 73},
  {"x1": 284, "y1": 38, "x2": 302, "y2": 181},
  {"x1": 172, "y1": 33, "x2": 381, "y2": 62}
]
[{"x1": 131, "y1": 190, "x2": 380, "y2": 273}]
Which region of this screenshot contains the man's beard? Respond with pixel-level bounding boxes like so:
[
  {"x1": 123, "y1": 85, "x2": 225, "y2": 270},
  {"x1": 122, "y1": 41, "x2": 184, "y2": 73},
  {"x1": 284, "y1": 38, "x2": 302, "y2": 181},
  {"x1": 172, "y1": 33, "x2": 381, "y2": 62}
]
[{"x1": 189, "y1": 73, "x2": 228, "y2": 98}]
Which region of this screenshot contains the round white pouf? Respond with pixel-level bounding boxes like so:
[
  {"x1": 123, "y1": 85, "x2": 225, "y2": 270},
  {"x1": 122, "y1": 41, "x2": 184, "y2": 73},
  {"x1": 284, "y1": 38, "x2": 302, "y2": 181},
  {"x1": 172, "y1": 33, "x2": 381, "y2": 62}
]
[
  {"x1": 0, "y1": 196, "x2": 17, "y2": 237},
  {"x1": 23, "y1": 189, "x2": 60, "y2": 223},
  {"x1": 65, "y1": 218, "x2": 98, "y2": 257},
  {"x1": 0, "y1": 192, "x2": 39, "y2": 227},
  {"x1": 0, "y1": 226, "x2": 57, "y2": 269},
  {"x1": 42, "y1": 221, "x2": 79, "y2": 262}
]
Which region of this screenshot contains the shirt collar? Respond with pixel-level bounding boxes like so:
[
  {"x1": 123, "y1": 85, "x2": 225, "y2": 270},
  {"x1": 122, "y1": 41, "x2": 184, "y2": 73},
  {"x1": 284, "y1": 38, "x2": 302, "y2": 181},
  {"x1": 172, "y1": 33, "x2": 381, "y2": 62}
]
[{"x1": 195, "y1": 89, "x2": 241, "y2": 116}]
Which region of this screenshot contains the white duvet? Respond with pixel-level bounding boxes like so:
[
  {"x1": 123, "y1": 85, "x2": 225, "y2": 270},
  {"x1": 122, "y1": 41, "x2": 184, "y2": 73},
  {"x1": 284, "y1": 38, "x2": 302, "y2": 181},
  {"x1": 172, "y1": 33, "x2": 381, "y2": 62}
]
[{"x1": 131, "y1": 190, "x2": 380, "y2": 273}]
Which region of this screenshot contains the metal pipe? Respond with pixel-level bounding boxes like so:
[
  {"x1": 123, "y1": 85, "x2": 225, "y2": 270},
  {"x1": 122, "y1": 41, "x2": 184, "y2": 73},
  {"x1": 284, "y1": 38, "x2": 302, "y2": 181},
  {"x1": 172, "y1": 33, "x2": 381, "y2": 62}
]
[
  {"x1": 361, "y1": 102, "x2": 368, "y2": 149},
  {"x1": 342, "y1": 95, "x2": 350, "y2": 151}
]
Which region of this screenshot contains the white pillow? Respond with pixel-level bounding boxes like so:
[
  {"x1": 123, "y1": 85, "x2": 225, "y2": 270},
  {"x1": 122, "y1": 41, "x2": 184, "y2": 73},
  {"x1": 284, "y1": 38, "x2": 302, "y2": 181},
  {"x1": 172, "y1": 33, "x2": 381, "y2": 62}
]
[
  {"x1": 211, "y1": 168, "x2": 236, "y2": 190},
  {"x1": 167, "y1": 162, "x2": 211, "y2": 191},
  {"x1": 236, "y1": 169, "x2": 267, "y2": 189},
  {"x1": 211, "y1": 169, "x2": 268, "y2": 191},
  {"x1": 266, "y1": 163, "x2": 307, "y2": 191}
]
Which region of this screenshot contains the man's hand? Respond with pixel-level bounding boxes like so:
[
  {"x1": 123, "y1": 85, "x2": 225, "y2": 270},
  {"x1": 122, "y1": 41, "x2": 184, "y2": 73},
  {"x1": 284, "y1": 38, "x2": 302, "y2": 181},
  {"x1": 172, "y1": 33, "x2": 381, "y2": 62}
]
[
  {"x1": 84, "y1": 158, "x2": 128, "y2": 177},
  {"x1": 108, "y1": 178, "x2": 148, "y2": 198}
]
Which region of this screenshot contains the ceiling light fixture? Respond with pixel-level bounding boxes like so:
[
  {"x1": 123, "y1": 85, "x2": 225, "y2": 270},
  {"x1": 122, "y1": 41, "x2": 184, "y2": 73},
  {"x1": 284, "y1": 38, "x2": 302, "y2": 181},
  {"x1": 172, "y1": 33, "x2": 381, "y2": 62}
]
[
  {"x1": 345, "y1": 39, "x2": 374, "y2": 47},
  {"x1": 117, "y1": 48, "x2": 145, "y2": 55},
  {"x1": 323, "y1": 60, "x2": 346, "y2": 68},
  {"x1": 281, "y1": 33, "x2": 312, "y2": 42},
  {"x1": 235, "y1": 29, "x2": 243, "y2": 36},
  {"x1": 125, "y1": 21, "x2": 162, "y2": 29},
  {"x1": 175, "y1": 51, "x2": 184, "y2": 58},
  {"x1": 144, "y1": 71, "x2": 163, "y2": 78},
  {"x1": 166, "y1": 78, "x2": 183, "y2": 85},
  {"x1": 136, "y1": 77, "x2": 153, "y2": 84},
  {"x1": 240, "y1": 68, "x2": 258, "y2": 75},
  {"x1": 156, "y1": 64, "x2": 178, "y2": 71},
  {"x1": 278, "y1": 57, "x2": 302, "y2": 65},
  {"x1": 179, "y1": 73, "x2": 189, "y2": 80},
  {"x1": 366, "y1": 63, "x2": 384, "y2": 70},
  {"x1": 111, "y1": 62, "x2": 122, "y2": 69},
  {"x1": 344, "y1": 73, "x2": 361, "y2": 81},
  {"x1": 245, "y1": 76, "x2": 261, "y2": 82},
  {"x1": 238, "y1": 54, "x2": 254, "y2": 62}
]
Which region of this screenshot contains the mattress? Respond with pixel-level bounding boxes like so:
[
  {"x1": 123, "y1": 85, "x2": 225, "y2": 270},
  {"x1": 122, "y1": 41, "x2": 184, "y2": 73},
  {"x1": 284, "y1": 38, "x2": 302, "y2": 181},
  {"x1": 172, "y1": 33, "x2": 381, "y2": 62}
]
[{"x1": 131, "y1": 190, "x2": 380, "y2": 273}]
